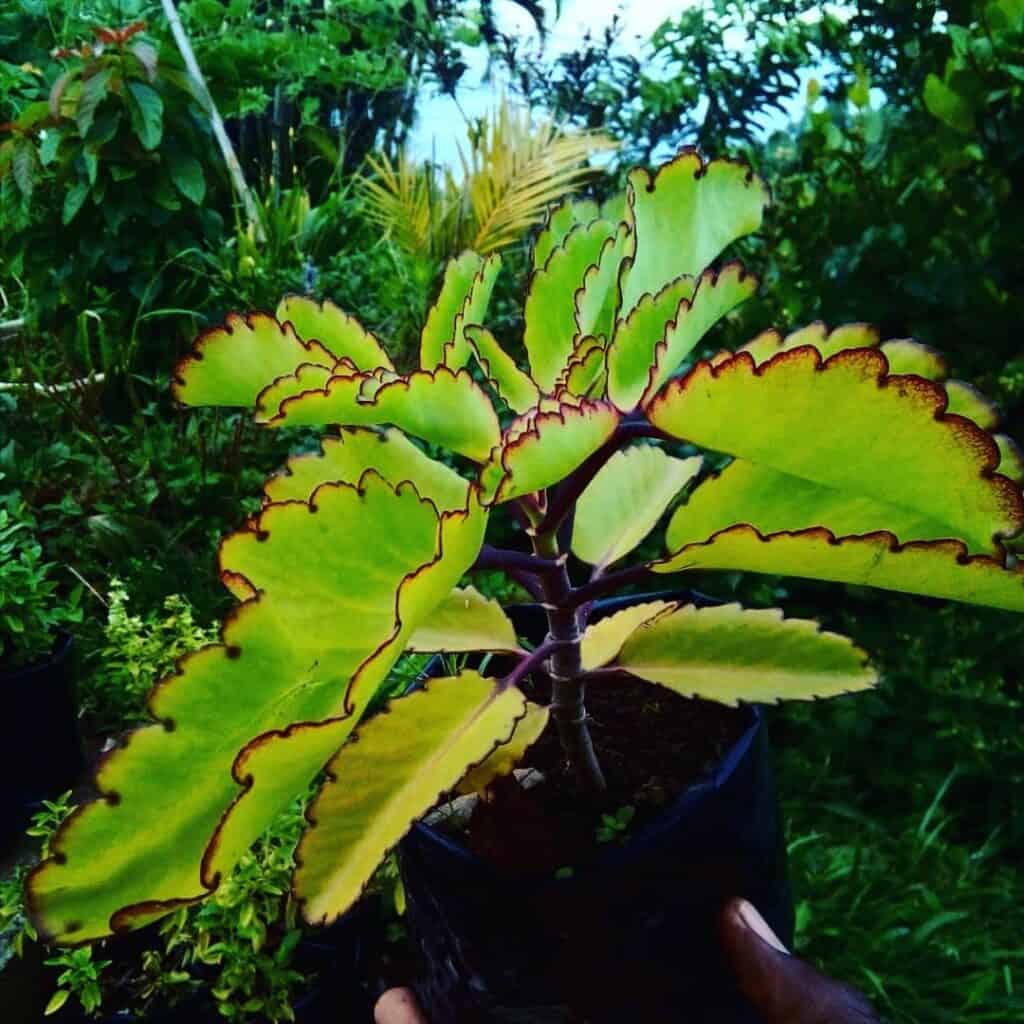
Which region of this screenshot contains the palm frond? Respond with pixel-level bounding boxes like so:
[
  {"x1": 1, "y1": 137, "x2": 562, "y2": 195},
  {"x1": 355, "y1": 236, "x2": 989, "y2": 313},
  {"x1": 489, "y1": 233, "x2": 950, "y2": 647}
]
[
  {"x1": 460, "y1": 104, "x2": 617, "y2": 255},
  {"x1": 355, "y1": 101, "x2": 617, "y2": 264}
]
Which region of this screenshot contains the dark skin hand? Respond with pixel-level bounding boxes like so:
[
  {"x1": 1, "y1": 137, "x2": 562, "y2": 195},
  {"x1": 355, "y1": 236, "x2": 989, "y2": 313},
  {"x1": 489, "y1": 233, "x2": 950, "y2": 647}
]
[{"x1": 374, "y1": 898, "x2": 882, "y2": 1024}]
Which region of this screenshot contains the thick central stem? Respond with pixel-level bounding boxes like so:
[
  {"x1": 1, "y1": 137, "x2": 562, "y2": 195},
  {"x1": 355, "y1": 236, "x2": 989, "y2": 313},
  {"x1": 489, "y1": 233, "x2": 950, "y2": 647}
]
[{"x1": 532, "y1": 530, "x2": 607, "y2": 796}]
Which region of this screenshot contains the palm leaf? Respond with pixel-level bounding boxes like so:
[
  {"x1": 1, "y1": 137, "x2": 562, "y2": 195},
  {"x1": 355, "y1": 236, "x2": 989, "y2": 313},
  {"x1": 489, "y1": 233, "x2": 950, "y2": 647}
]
[{"x1": 460, "y1": 103, "x2": 617, "y2": 255}]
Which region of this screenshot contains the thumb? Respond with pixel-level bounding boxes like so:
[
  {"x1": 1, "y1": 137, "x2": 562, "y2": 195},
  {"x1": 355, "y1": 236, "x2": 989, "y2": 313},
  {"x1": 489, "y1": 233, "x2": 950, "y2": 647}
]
[{"x1": 718, "y1": 899, "x2": 881, "y2": 1024}]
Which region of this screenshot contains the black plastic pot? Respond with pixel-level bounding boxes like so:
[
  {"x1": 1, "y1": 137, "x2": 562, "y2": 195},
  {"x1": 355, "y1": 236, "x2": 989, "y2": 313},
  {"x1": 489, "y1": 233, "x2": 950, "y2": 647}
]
[
  {"x1": 0, "y1": 633, "x2": 83, "y2": 850},
  {"x1": 398, "y1": 591, "x2": 793, "y2": 1023}
]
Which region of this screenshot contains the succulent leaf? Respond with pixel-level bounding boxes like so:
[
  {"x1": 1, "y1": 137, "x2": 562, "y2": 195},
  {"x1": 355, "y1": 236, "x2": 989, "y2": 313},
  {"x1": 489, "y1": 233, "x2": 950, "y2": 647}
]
[
  {"x1": 457, "y1": 701, "x2": 550, "y2": 794},
  {"x1": 558, "y1": 335, "x2": 606, "y2": 396},
  {"x1": 525, "y1": 219, "x2": 618, "y2": 391},
  {"x1": 608, "y1": 263, "x2": 757, "y2": 411},
  {"x1": 407, "y1": 585, "x2": 521, "y2": 653},
  {"x1": 618, "y1": 150, "x2": 769, "y2": 317},
  {"x1": 531, "y1": 197, "x2": 601, "y2": 270},
  {"x1": 667, "y1": 460, "x2": 958, "y2": 552},
  {"x1": 580, "y1": 601, "x2": 676, "y2": 671},
  {"x1": 419, "y1": 252, "x2": 501, "y2": 370},
  {"x1": 610, "y1": 603, "x2": 876, "y2": 705},
  {"x1": 647, "y1": 347, "x2": 1023, "y2": 554},
  {"x1": 995, "y1": 434, "x2": 1024, "y2": 485},
  {"x1": 276, "y1": 296, "x2": 393, "y2": 372},
  {"x1": 655, "y1": 526, "x2": 1024, "y2": 611},
  {"x1": 28, "y1": 476, "x2": 486, "y2": 943},
  {"x1": 293, "y1": 674, "x2": 527, "y2": 924},
  {"x1": 270, "y1": 366, "x2": 501, "y2": 462},
  {"x1": 464, "y1": 325, "x2": 541, "y2": 413},
  {"x1": 264, "y1": 428, "x2": 469, "y2": 511},
  {"x1": 735, "y1": 323, "x2": 876, "y2": 367},
  {"x1": 879, "y1": 339, "x2": 948, "y2": 378},
  {"x1": 479, "y1": 399, "x2": 620, "y2": 504},
  {"x1": 173, "y1": 313, "x2": 336, "y2": 409},
  {"x1": 573, "y1": 446, "x2": 702, "y2": 567},
  {"x1": 944, "y1": 380, "x2": 1000, "y2": 430},
  {"x1": 573, "y1": 222, "x2": 630, "y2": 342}
]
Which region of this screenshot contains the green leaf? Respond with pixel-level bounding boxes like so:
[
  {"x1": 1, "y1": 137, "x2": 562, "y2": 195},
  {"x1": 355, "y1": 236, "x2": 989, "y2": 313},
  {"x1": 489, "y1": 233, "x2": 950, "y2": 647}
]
[
  {"x1": 654, "y1": 526, "x2": 1024, "y2": 611},
  {"x1": 924, "y1": 73, "x2": 975, "y2": 133},
  {"x1": 406, "y1": 586, "x2": 521, "y2": 653},
  {"x1": 531, "y1": 197, "x2": 601, "y2": 270},
  {"x1": 573, "y1": 222, "x2": 630, "y2": 341},
  {"x1": 572, "y1": 445, "x2": 702, "y2": 567},
  {"x1": 457, "y1": 700, "x2": 549, "y2": 796},
  {"x1": 995, "y1": 434, "x2": 1024, "y2": 485},
  {"x1": 76, "y1": 68, "x2": 112, "y2": 138},
  {"x1": 667, "y1": 459, "x2": 960, "y2": 553},
  {"x1": 524, "y1": 219, "x2": 618, "y2": 391},
  {"x1": 879, "y1": 339, "x2": 948, "y2": 378},
  {"x1": 264, "y1": 428, "x2": 469, "y2": 511},
  {"x1": 270, "y1": 366, "x2": 501, "y2": 463},
  {"x1": 559, "y1": 336, "x2": 606, "y2": 397},
  {"x1": 618, "y1": 150, "x2": 769, "y2": 317},
  {"x1": 11, "y1": 138, "x2": 38, "y2": 201},
  {"x1": 38, "y1": 130, "x2": 62, "y2": 167},
  {"x1": 607, "y1": 263, "x2": 757, "y2": 411},
  {"x1": 647, "y1": 347, "x2": 1023, "y2": 554},
  {"x1": 173, "y1": 313, "x2": 336, "y2": 409},
  {"x1": 464, "y1": 325, "x2": 540, "y2": 413},
  {"x1": 126, "y1": 81, "x2": 164, "y2": 150},
  {"x1": 580, "y1": 601, "x2": 675, "y2": 671},
  {"x1": 293, "y1": 673, "x2": 527, "y2": 924},
  {"x1": 733, "y1": 322, "x2": 880, "y2": 366},
  {"x1": 45, "y1": 990, "x2": 70, "y2": 1016},
  {"x1": 166, "y1": 152, "x2": 206, "y2": 205},
  {"x1": 276, "y1": 296, "x2": 393, "y2": 372},
  {"x1": 479, "y1": 399, "x2": 619, "y2": 503},
  {"x1": 419, "y1": 252, "x2": 501, "y2": 370},
  {"x1": 611, "y1": 603, "x2": 876, "y2": 705},
  {"x1": 27, "y1": 476, "x2": 487, "y2": 943},
  {"x1": 62, "y1": 181, "x2": 90, "y2": 225},
  {"x1": 944, "y1": 380, "x2": 999, "y2": 430}
]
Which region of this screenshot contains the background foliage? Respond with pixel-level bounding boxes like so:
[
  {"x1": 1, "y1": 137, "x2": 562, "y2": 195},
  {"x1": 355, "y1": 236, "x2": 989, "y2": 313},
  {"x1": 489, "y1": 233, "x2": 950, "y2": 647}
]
[{"x1": 2, "y1": 0, "x2": 1023, "y2": 1019}]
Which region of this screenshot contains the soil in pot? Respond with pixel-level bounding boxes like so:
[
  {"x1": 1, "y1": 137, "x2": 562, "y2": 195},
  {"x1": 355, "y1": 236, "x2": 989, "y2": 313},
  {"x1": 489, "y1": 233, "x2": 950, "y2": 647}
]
[{"x1": 463, "y1": 676, "x2": 750, "y2": 875}]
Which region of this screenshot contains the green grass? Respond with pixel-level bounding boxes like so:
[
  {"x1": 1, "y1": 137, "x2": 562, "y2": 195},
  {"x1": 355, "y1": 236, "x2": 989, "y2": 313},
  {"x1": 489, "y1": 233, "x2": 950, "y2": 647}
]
[{"x1": 772, "y1": 595, "x2": 1024, "y2": 1022}]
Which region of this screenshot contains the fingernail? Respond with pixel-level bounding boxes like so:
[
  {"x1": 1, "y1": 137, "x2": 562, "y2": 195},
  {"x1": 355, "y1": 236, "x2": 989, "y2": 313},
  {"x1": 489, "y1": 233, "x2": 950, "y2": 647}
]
[{"x1": 736, "y1": 899, "x2": 790, "y2": 955}]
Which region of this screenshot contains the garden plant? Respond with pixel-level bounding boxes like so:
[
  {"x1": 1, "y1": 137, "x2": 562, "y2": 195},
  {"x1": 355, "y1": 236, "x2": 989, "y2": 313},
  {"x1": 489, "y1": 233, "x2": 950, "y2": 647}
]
[{"x1": 23, "y1": 148, "x2": 1024, "y2": 1015}]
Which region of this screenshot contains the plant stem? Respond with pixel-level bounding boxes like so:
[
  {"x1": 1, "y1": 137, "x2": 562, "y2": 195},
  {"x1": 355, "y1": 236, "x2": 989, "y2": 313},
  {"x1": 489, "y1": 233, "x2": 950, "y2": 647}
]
[{"x1": 532, "y1": 531, "x2": 607, "y2": 796}]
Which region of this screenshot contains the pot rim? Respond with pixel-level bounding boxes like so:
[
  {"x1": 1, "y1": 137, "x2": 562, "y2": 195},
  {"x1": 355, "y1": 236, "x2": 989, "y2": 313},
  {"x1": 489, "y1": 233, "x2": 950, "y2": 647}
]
[{"x1": 0, "y1": 631, "x2": 73, "y2": 682}]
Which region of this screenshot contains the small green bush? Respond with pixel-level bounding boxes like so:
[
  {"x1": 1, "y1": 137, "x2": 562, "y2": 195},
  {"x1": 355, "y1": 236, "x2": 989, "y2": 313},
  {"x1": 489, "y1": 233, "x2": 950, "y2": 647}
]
[
  {"x1": 0, "y1": 509, "x2": 81, "y2": 669},
  {"x1": 78, "y1": 577, "x2": 216, "y2": 733}
]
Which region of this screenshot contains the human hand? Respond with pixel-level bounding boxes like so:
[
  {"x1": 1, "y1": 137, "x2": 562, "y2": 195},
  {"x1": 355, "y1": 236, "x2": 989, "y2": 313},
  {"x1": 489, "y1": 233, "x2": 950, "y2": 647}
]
[
  {"x1": 374, "y1": 898, "x2": 884, "y2": 1024},
  {"x1": 718, "y1": 897, "x2": 882, "y2": 1023}
]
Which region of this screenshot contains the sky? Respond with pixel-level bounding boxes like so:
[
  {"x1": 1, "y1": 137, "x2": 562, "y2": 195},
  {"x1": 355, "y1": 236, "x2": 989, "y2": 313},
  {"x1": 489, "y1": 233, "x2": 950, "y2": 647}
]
[{"x1": 408, "y1": 0, "x2": 688, "y2": 164}]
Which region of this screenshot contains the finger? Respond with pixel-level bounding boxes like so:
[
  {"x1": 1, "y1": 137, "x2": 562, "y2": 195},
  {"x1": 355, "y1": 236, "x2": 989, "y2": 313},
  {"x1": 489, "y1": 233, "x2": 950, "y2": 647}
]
[
  {"x1": 718, "y1": 898, "x2": 881, "y2": 1024},
  {"x1": 374, "y1": 986, "x2": 429, "y2": 1024}
]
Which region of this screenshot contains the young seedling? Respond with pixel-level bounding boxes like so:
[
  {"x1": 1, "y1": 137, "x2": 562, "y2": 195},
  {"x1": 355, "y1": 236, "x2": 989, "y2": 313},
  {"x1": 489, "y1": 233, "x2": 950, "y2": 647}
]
[{"x1": 28, "y1": 150, "x2": 1024, "y2": 946}]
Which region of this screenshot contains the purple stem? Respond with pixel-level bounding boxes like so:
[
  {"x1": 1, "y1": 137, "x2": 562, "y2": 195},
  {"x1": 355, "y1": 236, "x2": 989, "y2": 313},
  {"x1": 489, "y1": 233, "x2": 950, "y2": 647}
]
[
  {"x1": 500, "y1": 638, "x2": 568, "y2": 692},
  {"x1": 567, "y1": 564, "x2": 656, "y2": 610},
  {"x1": 472, "y1": 544, "x2": 562, "y2": 575}
]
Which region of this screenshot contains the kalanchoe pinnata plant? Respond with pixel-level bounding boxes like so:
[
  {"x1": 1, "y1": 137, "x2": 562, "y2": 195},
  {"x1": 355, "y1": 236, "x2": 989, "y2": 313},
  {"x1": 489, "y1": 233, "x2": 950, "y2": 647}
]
[{"x1": 29, "y1": 149, "x2": 1024, "y2": 943}]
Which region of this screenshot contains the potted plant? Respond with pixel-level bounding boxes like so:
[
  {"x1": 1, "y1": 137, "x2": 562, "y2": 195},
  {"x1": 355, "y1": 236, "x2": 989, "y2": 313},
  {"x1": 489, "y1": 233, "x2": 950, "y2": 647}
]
[
  {"x1": 26, "y1": 150, "x2": 1024, "y2": 1021},
  {"x1": 0, "y1": 509, "x2": 83, "y2": 845}
]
